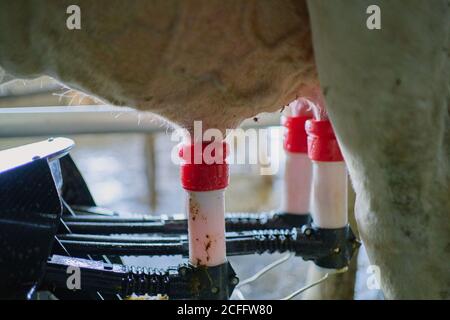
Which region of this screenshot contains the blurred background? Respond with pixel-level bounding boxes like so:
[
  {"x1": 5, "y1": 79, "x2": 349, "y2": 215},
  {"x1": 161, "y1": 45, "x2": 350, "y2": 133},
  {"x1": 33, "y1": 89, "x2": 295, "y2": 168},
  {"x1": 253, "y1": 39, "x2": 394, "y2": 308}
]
[{"x1": 0, "y1": 77, "x2": 382, "y2": 299}]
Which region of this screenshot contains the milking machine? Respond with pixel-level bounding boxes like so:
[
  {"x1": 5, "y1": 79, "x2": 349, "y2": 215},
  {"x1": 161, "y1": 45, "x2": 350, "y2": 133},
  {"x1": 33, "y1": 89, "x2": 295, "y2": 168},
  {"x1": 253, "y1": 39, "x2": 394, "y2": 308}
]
[{"x1": 0, "y1": 109, "x2": 360, "y2": 300}]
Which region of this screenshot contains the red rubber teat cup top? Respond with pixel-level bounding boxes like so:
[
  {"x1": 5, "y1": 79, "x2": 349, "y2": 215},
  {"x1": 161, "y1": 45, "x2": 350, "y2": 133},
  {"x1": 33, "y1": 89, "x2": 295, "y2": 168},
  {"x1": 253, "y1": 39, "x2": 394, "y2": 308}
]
[
  {"x1": 179, "y1": 141, "x2": 229, "y2": 191},
  {"x1": 282, "y1": 115, "x2": 311, "y2": 153},
  {"x1": 305, "y1": 119, "x2": 344, "y2": 162}
]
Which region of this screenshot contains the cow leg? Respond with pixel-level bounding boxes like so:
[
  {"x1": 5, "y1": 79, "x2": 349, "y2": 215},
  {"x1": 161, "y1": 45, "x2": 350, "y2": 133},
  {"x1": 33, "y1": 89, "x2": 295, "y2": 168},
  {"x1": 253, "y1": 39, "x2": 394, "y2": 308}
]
[{"x1": 307, "y1": 0, "x2": 450, "y2": 299}]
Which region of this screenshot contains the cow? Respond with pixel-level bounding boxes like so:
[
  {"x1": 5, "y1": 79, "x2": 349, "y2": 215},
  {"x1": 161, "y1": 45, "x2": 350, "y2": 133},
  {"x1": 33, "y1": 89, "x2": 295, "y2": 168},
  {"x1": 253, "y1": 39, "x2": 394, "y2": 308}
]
[{"x1": 0, "y1": 0, "x2": 448, "y2": 299}]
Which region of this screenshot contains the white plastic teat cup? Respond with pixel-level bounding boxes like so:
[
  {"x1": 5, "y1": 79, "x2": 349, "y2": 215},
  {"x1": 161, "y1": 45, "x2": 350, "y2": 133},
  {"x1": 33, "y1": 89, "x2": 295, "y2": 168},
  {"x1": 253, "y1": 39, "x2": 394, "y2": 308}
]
[
  {"x1": 179, "y1": 140, "x2": 229, "y2": 267},
  {"x1": 281, "y1": 113, "x2": 312, "y2": 215},
  {"x1": 306, "y1": 119, "x2": 348, "y2": 229}
]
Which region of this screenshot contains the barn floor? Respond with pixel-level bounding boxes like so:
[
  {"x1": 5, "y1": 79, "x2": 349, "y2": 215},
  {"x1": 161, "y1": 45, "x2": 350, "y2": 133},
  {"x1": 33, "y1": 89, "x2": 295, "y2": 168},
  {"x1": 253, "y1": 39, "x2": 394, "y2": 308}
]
[{"x1": 0, "y1": 133, "x2": 382, "y2": 299}]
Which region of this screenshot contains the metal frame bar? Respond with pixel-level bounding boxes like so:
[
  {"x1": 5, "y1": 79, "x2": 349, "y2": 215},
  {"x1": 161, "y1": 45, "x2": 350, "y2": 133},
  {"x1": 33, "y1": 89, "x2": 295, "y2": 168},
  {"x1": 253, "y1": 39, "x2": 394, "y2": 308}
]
[{"x1": 0, "y1": 105, "x2": 281, "y2": 137}]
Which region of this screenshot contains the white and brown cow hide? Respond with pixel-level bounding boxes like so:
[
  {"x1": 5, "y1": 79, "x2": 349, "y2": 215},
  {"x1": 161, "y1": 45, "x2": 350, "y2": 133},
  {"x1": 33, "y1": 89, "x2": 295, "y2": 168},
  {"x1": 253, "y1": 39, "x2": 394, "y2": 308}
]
[{"x1": 0, "y1": 0, "x2": 448, "y2": 299}]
